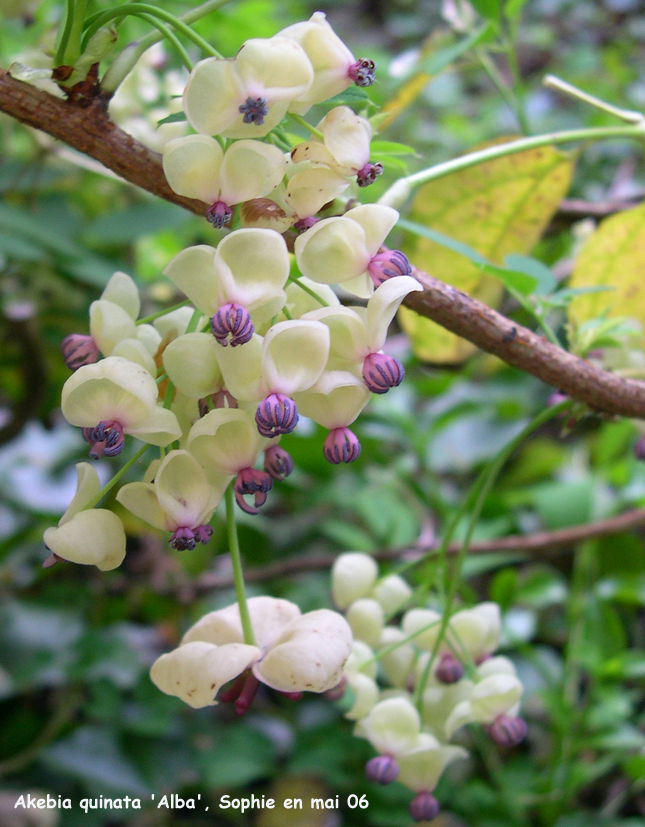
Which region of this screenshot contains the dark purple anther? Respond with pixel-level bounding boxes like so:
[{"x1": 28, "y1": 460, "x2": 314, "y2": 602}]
[
  {"x1": 368, "y1": 250, "x2": 412, "y2": 288},
  {"x1": 366, "y1": 755, "x2": 399, "y2": 785},
  {"x1": 362, "y1": 352, "x2": 404, "y2": 394},
  {"x1": 323, "y1": 427, "x2": 361, "y2": 464},
  {"x1": 635, "y1": 437, "x2": 645, "y2": 461},
  {"x1": 61, "y1": 333, "x2": 99, "y2": 371},
  {"x1": 264, "y1": 445, "x2": 294, "y2": 481},
  {"x1": 239, "y1": 96, "x2": 269, "y2": 125},
  {"x1": 210, "y1": 302, "x2": 254, "y2": 347},
  {"x1": 348, "y1": 58, "x2": 376, "y2": 87},
  {"x1": 169, "y1": 523, "x2": 214, "y2": 551},
  {"x1": 82, "y1": 420, "x2": 125, "y2": 459},
  {"x1": 356, "y1": 162, "x2": 383, "y2": 188},
  {"x1": 206, "y1": 200, "x2": 233, "y2": 228},
  {"x1": 234, "y1": 467, "x2": 273, "y2": 515},
  {"x1": 255, "y1": 393, "x2": 299, "y2": 437},
  {"x1": 486, "y1": 714, "x2": 527, "y2": 747},
  {"x1": 435, "y1": 653, "x2": 464, "y2": 685},
  {"x1": 410, "y1": 792, "x2": 440, "y2": 823}
]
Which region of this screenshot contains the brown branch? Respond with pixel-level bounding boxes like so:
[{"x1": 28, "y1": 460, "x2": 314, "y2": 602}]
[
  {"x1": 3, "y1": 69, "x2": 645, "y2": 418},
  {"x1": 190, "y1": 508, "x2": 645, "y2": 592}
]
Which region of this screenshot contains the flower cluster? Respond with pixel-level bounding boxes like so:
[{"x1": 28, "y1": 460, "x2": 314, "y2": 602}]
[{"x1": 330, "y1": 553, "x2": 527, "y2": 823}]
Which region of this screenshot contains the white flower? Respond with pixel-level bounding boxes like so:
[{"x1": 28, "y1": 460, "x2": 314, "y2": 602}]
[
  {"x1": 162, "y1": 333, "x2": 224, "y2": 400},
  {"x1": 397, "y1": 734, "x2": 468, "y2": 793},
  {"x1": 361, "y1": 696, "x2": 421, "y2": 757},
  {"x1": 445, "y1": 671, "x2": 523, "y2": 738},
  {"x1": 345, "y1": 598, "x2": 385, "y2": 648},
  {"x1": 379, "y1": 626, "x2": 415, "y2": 689},
  {"x1": 150, "y1": 596, "x2": 353, "y2": 710},
  {"x1": 331, "y1": 552, "x2": 379, "y2": 610},
  {"x1": 402, "y1": 602, "x2": 501, "y2": 661}
]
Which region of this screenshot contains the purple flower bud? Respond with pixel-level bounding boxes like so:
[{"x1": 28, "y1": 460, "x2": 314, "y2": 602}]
[
  {"x1": 239, "y1": 96, "x2": 269, "y2": 125},
  {"x1": 356, "y1": 162, "x2": 383, "y2": 188},
  {"x1": 635, "y1": 436, "x2": 645, "y2": 461},
  {"x1": 368, "y1": 250, "x2": 412, "y2": 288},
  {"x1": 234, "y1": 467, "x2": 274, "y2": 515},
  {"x1": 211, "y1": 303, "x2": 254, "y2": 347},
  {"x1": 547, "y1": 391, "x2": 568, "y2": 407},
  {"x1": 293, "y1": 216, "x2": 320, "y2": 232},
  {"x1": 206, "y1": 200, "x2": 233, "y2": 228},
  {"x1": 366, "y1": 755, "x2": 399, "y2": 785},
  {"x1": 169, "y1": 523, "x2": 214, "y2": 551},
  {"x1": 348, "y1": 58, "x2": 376, "y2": 87},
  {"x1": 255, "y1": 393, "x2": 299, "y2": 437},
  {"x1": 487, "y1": 715, "x2": 527, "y2": 747},
  {"x1": 264, "y1": 445, "x2": 294, "y2": 481},
  {"x1": 61, "y1": 334, "x2": 99, "y2": 371},
  {"x1": 435, "y1": 653, "x2": 464, "y2": 684},
  {"x1": 323, "y1": 427, "x2": 361, "y2": 464},
  {"x1": 82, "y1": 420, "x2": 125, "y2": 459},
  {"x1": 410, "y1": 793, "x2": 440, "y2": 823},
  {"x1": 362, "y1": 352, "x2": 404, "y2": 394}
]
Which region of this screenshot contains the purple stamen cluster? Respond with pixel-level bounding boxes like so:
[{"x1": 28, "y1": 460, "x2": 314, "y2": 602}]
[
  {"x1": 239, "y1": 96, "x2": 269, "y2": 125},
  {"x1": 365, "y1": 755, "x2": 399, "y2": 785},
  {"x1": 206, "y1": 200, "x2": 234, "y2": 228},
  {"x1": 82, "y1": 420, "x2": 125, "y2": 460},
  {"x1": 211, "y1": 303, "x2": 254, "y2": 347},
  {"x1": 347, "y1": 58, "x2": 376, "y2": 87},
  {"x1": 323, "y1": 427, "x2": 361, "y2": 464},
  {"x1": 435, "y1": 653, "x2": 465, "y2": 685},
  {"x1": 61, "y1": 333, "x2": 99, "y2": 371},
  {"x1": 293, "y1": 216, "x2": 320, "y2": 232},
  {"x1": 356, "y1": 162, "x2": 383, "y2": 188},
  {"x1": 255, "y1": 393, "x2": 299, "y2": 437},
  {"x1": 368, "y1": 250, "x2": 412, "y2": 288},
  {"x1": 362, "y1": 352, "x2": 404, "y2": 394},
  {"x1": 486, "y1": 714, "x2": 527, "y2": 747},
  {"x1": 234, "y1": 468, "x2": 273, "y2": 515},
  {"x1": 169, "y1": 524, "x2": 213, "y2": 551},
  {"x1": 409, "y1": 792, "x2": 440, "y2": 823},
  {"x1": 263, "y1": 445, "x2": 294, "y2": 481}
]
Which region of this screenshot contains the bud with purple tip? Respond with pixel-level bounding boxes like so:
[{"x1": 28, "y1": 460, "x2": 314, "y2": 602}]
[
  {"x1": 362, "y1": 353, "x2": 404, "y2": 394},
  {"x1": 435, "y1": 653, "x2": 465, "y2": 685},
  {"x1": 255, "y1": 393, "x2": 299, "y2": 438},
  {"x1": 366, "y1": 755, "x2": 399, "y2": 785},
  {"x1": 211, "y1": 303, "x2": 254, "y2": 347},
  {"x1": 356, "y1": 162, "x2": 383, "y2": 188},
  {"x1": 410, "y1": 792, "x2": 440, "y2": 823},
  {"x1": 348, "y1": 58, "x2": 376, "y2": 87},
  {"x1": 368, "y1": 250, "x2": 412, "y2": 288},
  {"x1": 206, "y1": 201, "x2": 234, "y2": 229},
  {"x1": 264, "y1": 445, "x2": 294, "y2": 481},
  {"x1": 323, "y1": 427, "x2": 361, "y2": 464},
  {"x1": 234, "y1": 467, "x2": 273, "y2": 514},
  {"x1": 486, "y1": 714, "x2": 527, "y2": 747},
  {"x1": 82, "y1": 420, "x2": 125, "y2": 459},
  {"x1": 61, "y1": 334, "x2": 100, "y2": 371}
]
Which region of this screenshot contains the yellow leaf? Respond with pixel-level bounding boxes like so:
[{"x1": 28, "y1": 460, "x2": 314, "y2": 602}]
[
  {"x1": 568, "y1": 203, "x2": 645, "y2": 341},
  {"x1": 399, "y1": 140, "x2": 575, "y2": 363}
]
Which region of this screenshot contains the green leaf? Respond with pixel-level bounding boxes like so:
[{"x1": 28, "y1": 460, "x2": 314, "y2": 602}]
[
  {"x1": 470, "y1": 0, "x2": 501, "y2": 21},
  {"x1": 198, "y1": 726, "x2": 275, "y2": 788},
  {"x1": 370, "y1": 140, "x2": 418, "y2": 156},
  {"x1": 419, "y1": 22, "x2": 497, "y2": 76},
  {"x1": 156, "y1": 110, "x2": 187, "y2": 125},
  {"x1": 504, "y1": 253, "x2": 557, "y2": 294},
  {"x1": 504, "y1": 0, "x2": 529, "y2": 20}
]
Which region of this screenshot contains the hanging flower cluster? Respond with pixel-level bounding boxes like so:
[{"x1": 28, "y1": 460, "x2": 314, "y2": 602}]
[{"x1": 330, "y1": 552, "x2": 527, "y2": 823}]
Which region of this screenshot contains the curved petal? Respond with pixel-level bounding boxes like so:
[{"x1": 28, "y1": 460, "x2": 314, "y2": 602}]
[
  {"x1": 43, "y1": 509, "x2": 126, "y2": 571},
  {"x1": 111, "y1": 337, "x2": 157, "y2": 377},
  {"x1": 303, "y1": 305, "x2": 368, "y2": 363},
  {"x1": 127, "y1": 406, "x2": 182, "y2": 447},
  {"x1": 285, "y1": 166, "x2": 349, "y2": 218},
  {"x1": 363, "y1": 697, "x2": 421, "y2": 756},
  {"x1": 379, "y1": 627, "x2": 415, "y2": 689},
  {"x1": 89, "y1": 299, "x2": 136, "y2": 356},
  {"x1": 294, "y1": 216, "x2": 370, "y2": 285},
  {"x1": 345, "y1": 204, "x2": 400, "y2": 258},
  {"x1": 187, "y1": 408, "x2": 263, "y2": 475},
  {"x1": 397, "y1": 735, "x2": 468, "y2": 793},
  {"x1": 254, "y1": 609, "x2": 352, "y2": 693},
  {"x1": 345, "y1": 672, "x2": 379, "y2": 720},
  {"x1": 470, "y1": 674, "x2": 523, "y2": 723},
  {"x1": 135, "y1": 324, "x2": 162, "y2": 356},
  {"x1": 284, "y1": 277, "x2": 339, "y2": 319},
  {"x1": 401, "y1": 608, "x2": 443, "y2": 651},
  {"x1": 163, "y1": 245, "x2": 221, "y2": 316},
  {"x1": 345, "y1": 598, "x2": 384, "y2": 648},
  {"x1": 214, "y1": 333, "x2": 263, "y2": 401},
  {"x1": 183, "y1": 57, "x2": 244, "y2": 136},
  {"x1": 100, "y1": 271, "x2": 140, "y2": 320},
  {"x1": 150, "y1": 641, "x2": 261, "y2": 708},
  {"x1": 219, "y1": 140, "x2": 286, "y2": 205},
  {"x1": 366, "y1": 275, "x2": 423, "y2": 352},
  {"x1": 472, "y1": 602, "x2": 502, "y2": 655},
  {"x1": 162, "y1": 134, "x2": 224, "y2": 203},
  {"x1": 320, "y1": 106, "x2": 371, "y2": 173},
  {"x1": 59, "y1": 462, "x2": 101, "y2": 525},
  {"x1": 154, "y1": 307, "x2": 203, "y2": 339},
  {"x1": 163, "y1": 333, "x2": 223, "y2": 399},
  {"x1": 293, "y1": 370, "x2": 370, "y2": 428},
  {"x1": 235, "y1": 36, "x2": 313, "y2": 102},
  {"x1": 331, "y1": 552, "x2": 378, "y2": 610},
  {"x1": 116, "y1": 481, "x2": 168, "y2": 531},
  {"x1": 262, "y1": 320, "x2": 329, "y2": 395},
  {"x1": 290, "y1": 140, "x2": 337, "y2": 169},
  {"x1": 154, "y1": 449, "x2": 216, "y2": 529},
  {"x1": 61, "y1": 356, "x2": 158, "y2": 428}
]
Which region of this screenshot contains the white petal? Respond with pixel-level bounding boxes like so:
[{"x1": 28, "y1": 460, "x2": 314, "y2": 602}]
[
  {"x1": 345, "y1": 672, "x2": 380, "y2": 720},
  {"x1": 372, "y1": 575, "x2": 413, "y2": 616},
  {"x1": 331, "y1": 552, "x2": 378, "y2": 610},
  {"x1": 293, "y1": 370, "x2": 370, "y2": 429},
  {"x1": 59, "y1": 462, "x2": 101, "y2": 525},
  {"x1": 154, "y1": 307, "x2": 202, "y2": 339},
  {"x1": 187, "y1": 408, "x2": 263, "y2": 475},
  {"x1": 284, "y1": 277, "x2": 340, "y2": 319},
  {"x1": 254, "y1": 609, "x2": 352, "y2": 693},
  {"x1": 445, "y1": 700, "x2": 477, "y2": 738},
  {"x1": 472, "y1": 602, "x2": 502, "y2": 655},
  {"x1": 150, "y1": 641, "x2": 260, "y2": 708},
  {"x1": 397, "y1": 735, "x2": 468, "y2": 793},
  {"x1": 345, "y1": 204, "x2": 400, "y2": 258},
  {"x1": 294, "y1": 215, "x2": 370, "y2": 285},
  {"x1": 261, "y1": 320, "x2": 329, "y2": 395},
  {"x1": 220, "y1": 101, "x2": 289, "y2": 140},
  {"x1": 344, "y1": 639, "x2": 378, "y2": 679},
  {"x1": 366, "y1": 276, "x2": 423, "y2": 352},
  {"x1": 469, "y1": 674, "x2": 523, "y2": 723},
  {"x1": 363, "y1": 697, "x2": 421, "y2": 756},
  {"x1": 100, "y1": 271, "x2": 140, "y2": 320},
  {"x1": 154, "y1": 449, "x2": 217, "y2": 529},
  {"x1": 89, "y1": 299, "x2": 136, "y2": 356},
  {"x1": 116, "y1": 482, "x2": 168, "y2": 531},
  {"x1": 235, "y1": 36, "x2": 313, "y2": 102},
  {"x1": 303, "y1": 305, "x2": 368, "y2": 363},
  {"x1": 163, "y1": 332, "x2": 223, "y2": 399},
  {"x1": 44, "y1": 509, "x2": 126, "y2": 571},
  {"x1": 127, "y1": 405, "x2": 182, "y2": 446},
  {"x1": 379, "y1": 626, "x2": 415, "y2": 689},
  {"x1": 135, "y1": 324, "x2": 162, "y2": 356},
  {"x1": 285, "y1": 166, "x2": 349, "y2": 218},
  {"x1": 401, "y1": 608, "x2": 443, "y2": 651},
  {"x1": 162, "y1": 134, "x2": 224, "y2": 203},
  {"x1": 163, "y1": 245, "x2": 221, "y2": 316},
  {"x1": 183, "y1": 58, "x2": 244, "y2": 136},
  {"x1": 477, "y1": 656, "x2": 517, "y2": 679},
  {"x1": 214, "y1": 333, "x2": 263, "y2": 402},
  {"x1": 111, "y1": 337, "x2": 157, "y2": 376},
  {"x1": 219, "y1": 140, "x2": 287, "y2": 205},
  {"x1": 290, "y1": 140, "x2": 337, "y2": 168},
  {"x1": 345, "y1": 598, "x2": 384, "y2": 648},
  {"x1": 319, "y1": 106, "x2": 371, "y2": 173}
]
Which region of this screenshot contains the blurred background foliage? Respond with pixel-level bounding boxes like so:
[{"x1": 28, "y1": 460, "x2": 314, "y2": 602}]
[{"x1": 2, "y1": 0, "x2": 645, "y2": 825}]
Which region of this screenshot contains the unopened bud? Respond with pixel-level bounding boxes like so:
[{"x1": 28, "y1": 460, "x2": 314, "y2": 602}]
[
  {"x1": 348, "y1": 58, "x2": 376, "y2": 87},
  {"x1": 366, "y1": 755, "x2": 399, "y2": 784},
  {"x1": 409, "y1": 792, "x2": 440, "y2": 823},
  {"x1": 362, "y1": 353, "x2": 404, "y2": 394},
  {"x1": 435, "y1": 653, "x2": 464, "y2": 685},
  {"x1": 487, "y1": 714, "x2": 527, "y2": 747},
  {"x1": 368, "y1": 250, "x2": 412, "y2": 288},
  {"x1": 323, "y1": 427, "x2": 361, "y2": 464},
  {"x1": 255, "y1": 393, "x2": 299, "y2": 437},
  {"x1": 61, "y1": 334, "x2": 99, "y2": 371},
  {"x1": 264, "y1": 445, "x2": 294, "y2": 480}
]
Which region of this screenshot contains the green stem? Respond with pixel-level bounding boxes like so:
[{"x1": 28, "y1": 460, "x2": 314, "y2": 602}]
[
  {"x1": 476, "y1": 48, "x2": 527, "y2": 135},
  {"x1": 185, "y1": 307, "x2": 203, "y2": 334},
  {"x1": 543, "y1": 74, "x2": 645, "y2": 124},
  {"x1": 413, "y1": 399, "x2": 572, "y2": 709},
  {"x1": 163, "y1": 379, "x2": 176, "y2": 409},
  {"x1": 54, "y1": 0, "x2": 77, "y2": 66},
  {"x1": 64, "y1": 0, "x2": 88, "y2": 65},
  {"x1": 501, "y1": 36, "x2": 530, "y2": 135},
  {"x1": 378, "y1": 123, "x2": 645, "y2": 209},
  {"x1": 225, "y1": 484, "x2": 256, "y2": 646},
  {"x1": 137, "y1": 299, "x2": 191, "y2": 325},
  {"x1": 85, "y1": 442, "x2": 150, "y2": 510},
  {"x1": 288, "y1": 113, "x2": 324, "y2": 140},
  {"x1": 101, "y1": 0, "x2": 234, "y2": 95},
  {"x1": 288, "y1": 276, "x2": 331, "y2": 307}
]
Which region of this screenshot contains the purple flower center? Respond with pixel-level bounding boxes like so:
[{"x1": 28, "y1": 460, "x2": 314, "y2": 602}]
[
  {"x1": 239, "y1": 96, "x2": 269, "y2": 125},
  {"x1": 435, "y1": 653, "x2": 464, "y2": 684},
  {"x1": 409, "y1": 792, "x2": 440, "y2": 823},
  {"x1": 61, "y1": 333, "x2": 99, "y2": 371},
  {"x1": 82, "y1": 420, "x2": 125, "y2": 460},
  {"x1": 210, "y1": 302, "x2": 254, "y2": 347},
  {"x1": 348, "y1": 58, "x2": 376, "y2": 87},
  {"x1": 362, "y1": 352, "x2": 405, "y2": 394},
  {"x1": 234, "y1": 468, "x2": 273, "y2": 515},
  {"x1": 367, "y1": 249, "x2": 412, "y2": 288},
  {"x1": 323, "y1": 427, "x2": 361, "y2": 464},
  {"x1": 366, "y1": 755, "x2": 399, "y2": 785},
  {"x1": 206, "y1": 200, "x2": 233, "y2": 228},
  {"x1": 486, "y1": 714, "x2": 528, "y2": 747},
  {"x1": 255, "y1": 393, "x2": 299, "y2": 438},
  {"x1": 264, "y1": 445, "x2": 294, "y2": 481},
  {"x1": 356, "y1": 162, "x2": 383, "y2": 188},
  {"x1": 169, "y1": 524, "x2": 213, "y2": 551}
]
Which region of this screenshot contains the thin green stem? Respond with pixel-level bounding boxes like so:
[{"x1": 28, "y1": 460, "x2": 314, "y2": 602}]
[
  {"x1": 225, "y1": 484, "x2": 256, "y2": 646},
  {"x1": 64, "y1": 0, "x2": 88, "y2": 65},
  {"x1": 476, "y1": 48, "x2": 527, "y2": 135},
  {"x1": 163, "y1": 379, "x2": 176, "y2": 409},
  {"x1": 84, "y1": 442, "x2": 150, "y2": 510},
  {"x1": 288, "y1": 113, "x2": 324, "y2": 140},
  {"x1": 501, "y1": 36, "x2": 530, "y2": 134},
  {"x1": 378, "y1": 123, "x2": 645, "y2": 209},
  {"x1": 185, "y1": 307, "x2": 202, "y2": 334},
  {"x1": 360, "y1": 618, "x2": 442, "y2": 669},
  {"x1": 288, "y1": 276, "x2": 331, "y2": 307},
  {"x1": 137, "y1": 299, "x2": 191, "y2": 325},
  {"x1": 54, "y1": 0, "x2": 77, "y2": 66},
  {"x1": 101, "y1": 0, "x2": 234, "y2": 94},
  {"x1": 543, "y1": 74, "x2": 645, "y2": 124}
]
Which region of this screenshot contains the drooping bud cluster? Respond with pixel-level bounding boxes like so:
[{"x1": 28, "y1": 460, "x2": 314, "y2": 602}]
[{"x1": 329, "y1": 552, "x2": 527, "y2": 821}]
